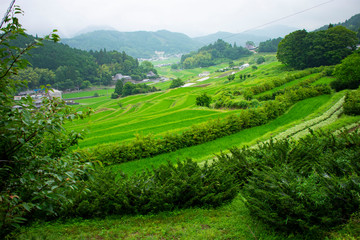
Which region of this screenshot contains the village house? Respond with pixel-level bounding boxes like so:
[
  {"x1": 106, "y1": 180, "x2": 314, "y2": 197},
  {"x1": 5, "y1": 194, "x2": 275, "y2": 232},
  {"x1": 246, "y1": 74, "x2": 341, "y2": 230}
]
[
  {"x1": 112, "y1": 73, "x2": 132, "y2": 81},
  {"x1": 146, "y1": 71, "x2": 157, "y2": 78},
  {"x1": 14, "y1": 89, "x2": 63, "y2": 108},
  {"x1": 198, "y1": 71, "x2": 210, "y2": 77}
]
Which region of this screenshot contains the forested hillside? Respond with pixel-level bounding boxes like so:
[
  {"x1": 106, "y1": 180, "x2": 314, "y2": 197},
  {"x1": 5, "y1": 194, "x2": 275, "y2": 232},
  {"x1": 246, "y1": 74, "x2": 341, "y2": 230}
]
[
  {"x1": 277, "y1": 26, "x2": 358, "y2": 69},
  {"x1": 9, "y1": 34, "x2": 157, "y2": 90},
  {"x1": 316, "y1": 13, "x2": 360, "y2": 32},
  {"x1": 258, "y1": 37, "x2": 283, "y2": 52},
  {"x1": 61, "y1": 30, "x2": 203, "y2": 58},
  {"x1": 179, "y1": 39, "x2": 252, "y2": 69}
]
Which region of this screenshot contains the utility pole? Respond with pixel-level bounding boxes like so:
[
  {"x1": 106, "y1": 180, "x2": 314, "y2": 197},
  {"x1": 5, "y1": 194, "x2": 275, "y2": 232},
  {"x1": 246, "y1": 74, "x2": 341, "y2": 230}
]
[{"x1": 1, "y1": 0, "x2": 16, "y2": 28}]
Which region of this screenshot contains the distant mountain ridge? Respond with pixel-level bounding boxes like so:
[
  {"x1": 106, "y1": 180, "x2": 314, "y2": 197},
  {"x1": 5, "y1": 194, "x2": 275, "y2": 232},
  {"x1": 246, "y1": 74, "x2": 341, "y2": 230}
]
[
  {"x1": 60, "y1": 12, "x2": 359, "y2": 59},
  {"x1": 61, "y1": 30, "x2": 203, "y2": 58},
  {"x1": 194, "y1": 25, "x2": 298, "y2": 46},
  {"x1": 61, "y1": 25, "x2": 298, "y2": 59}
]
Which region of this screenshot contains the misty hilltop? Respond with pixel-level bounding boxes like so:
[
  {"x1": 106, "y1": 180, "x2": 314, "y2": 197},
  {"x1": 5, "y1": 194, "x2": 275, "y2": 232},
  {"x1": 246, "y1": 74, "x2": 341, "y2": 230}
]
[
  {"x1": 61, "y1": 25, "x2": 298, "y2": 59},
  {"x1": 60, "y1": 12, "x2": 360, "y2": 59},
  {"x1": 61, "y1": 30, "x2": 203, "y2": 58}
]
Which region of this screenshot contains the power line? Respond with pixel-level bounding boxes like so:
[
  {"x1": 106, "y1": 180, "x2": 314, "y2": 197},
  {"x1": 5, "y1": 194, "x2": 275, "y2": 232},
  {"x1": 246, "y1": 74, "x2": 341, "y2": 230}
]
[{"x1": 223, "y1": 0, "x2": 336, "y2": 40}]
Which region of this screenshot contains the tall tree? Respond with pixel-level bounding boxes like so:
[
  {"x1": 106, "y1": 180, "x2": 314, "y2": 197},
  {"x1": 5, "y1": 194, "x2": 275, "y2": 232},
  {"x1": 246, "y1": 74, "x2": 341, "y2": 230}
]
[
  {"x1": 277, "y1": 30, "x2": 308, "y2": 69},
  {"x1": 277, "y1": 27, "x2": 358, "y2": 69},
  {"x1": 114, "y1": 80, "x2": 123, "y2": 95}
]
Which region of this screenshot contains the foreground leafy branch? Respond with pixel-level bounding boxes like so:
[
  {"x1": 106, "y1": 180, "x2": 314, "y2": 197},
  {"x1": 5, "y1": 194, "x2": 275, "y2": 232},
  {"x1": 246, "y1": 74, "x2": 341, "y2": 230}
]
[{"x1": 0, "y1": 5, "x2": 92, "y2": 238}]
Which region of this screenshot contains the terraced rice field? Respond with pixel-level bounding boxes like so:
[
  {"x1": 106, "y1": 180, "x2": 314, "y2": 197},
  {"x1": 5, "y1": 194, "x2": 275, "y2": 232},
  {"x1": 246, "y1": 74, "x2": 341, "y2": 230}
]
[
  {"x1": 65, "y1": 85, "x2": 240, "y2": 148},
  {"x1": 65, "y1": 57, "x2": 340, "y2": 153}
]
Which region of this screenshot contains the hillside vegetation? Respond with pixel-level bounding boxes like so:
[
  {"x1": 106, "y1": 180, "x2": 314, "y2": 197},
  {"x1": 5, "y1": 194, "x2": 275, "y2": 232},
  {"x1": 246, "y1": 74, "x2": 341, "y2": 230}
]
[
  {"x1": 10, "y1": 34, "x2": 158, "y2": 91},
  {"x1": 61, "y1": 30, "x2": 203, "y2": 58},
  {"x1": 2, "y1": 6, "x2": 360, "y2": 239}
]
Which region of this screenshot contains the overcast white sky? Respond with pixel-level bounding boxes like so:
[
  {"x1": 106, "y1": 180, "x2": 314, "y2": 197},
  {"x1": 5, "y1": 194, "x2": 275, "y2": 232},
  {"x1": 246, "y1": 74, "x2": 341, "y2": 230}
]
[{"x1": 1, "y1": 0, "x2": 359, "y2": 38}]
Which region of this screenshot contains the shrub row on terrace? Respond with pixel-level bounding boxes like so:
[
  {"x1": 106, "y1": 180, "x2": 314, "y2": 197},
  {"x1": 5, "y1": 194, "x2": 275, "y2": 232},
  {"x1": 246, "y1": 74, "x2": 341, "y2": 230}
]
[
  {"x1": 250, "y1": 66, "x2": 328, "y2": 95},
  {"x1": 212, "y1": 66, "x2": 332, "y2": 109},
  {"x1": 63, "y1": 158, "x2": 237, "y2": 218},
  {"x1": 78, "y1": 84, "x2": 331, "y2": 165},
  {"x1": 67, "y1": 130, "x2": 360, "y2": 238}
]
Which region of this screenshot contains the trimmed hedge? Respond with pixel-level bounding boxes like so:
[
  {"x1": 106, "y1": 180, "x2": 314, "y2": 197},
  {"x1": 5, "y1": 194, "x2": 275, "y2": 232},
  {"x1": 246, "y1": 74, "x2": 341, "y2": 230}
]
[
  {"x1": 64, "y1": 159, "x2": 237, "y2": 218},
  {"x1": 68, "y1": 130, "x2": 360, "y2": 238}
]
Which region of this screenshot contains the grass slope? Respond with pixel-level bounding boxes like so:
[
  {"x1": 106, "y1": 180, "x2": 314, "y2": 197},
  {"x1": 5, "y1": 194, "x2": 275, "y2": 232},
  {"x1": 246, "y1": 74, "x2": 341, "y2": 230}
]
[
  {"x1": 112, "y1": 94, "x2": 332, "y2": 175},
  {"x1": 15, "y1": 196, "x2": 296, "y2": 240}
]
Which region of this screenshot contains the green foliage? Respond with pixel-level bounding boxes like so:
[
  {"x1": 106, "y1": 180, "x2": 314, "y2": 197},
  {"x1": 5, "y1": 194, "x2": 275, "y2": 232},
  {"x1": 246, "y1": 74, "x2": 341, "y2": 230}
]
[
  {"x1": 316, "y1": 13, "x2": 360, "y2": 32},
  {"x1": 114, "y1": 80, "x2": 123, "y2": 95},
  {"x1": 170, "y1": 63, "x2": 179, "y2": 70},
  {"x1": 343, "y1": 89, "x2": 360, "y2": 115},
  {"x1": 277, "y1": 26, "x2": 358, "y2": 69},
  {"x1": 66, "y1": 159, "x2": 237, "y2": 218},
  {"x1": 117, "y1": 82, "x2": 159, "y2": 97},
  {"x1": 111, "y1": 92, "x2": 119, "y2": 99},
  {"x1": 256, "y1": 56, "x2": 265, "y2": 64},
  {"x1": 62, "y1": 30, "x2": 202, "y2": 59},
  {"x1": 0, "y1": 5, "x2": 92, "y2": 237},
  {"x1": 331, "y1": 52, "x2": 360, "y2": 91},
  {"x1": 238, "y1": 131, "x2": 360, "y2": 235},
  {"x1": 258, "y1": 37, "x2": 283, "y2": 52},
  {"x1": 180, "y1": 39, "x2": 252, "y2": 69},
  {"x1": 169, "y1": 78, "x2": 185, "y2": 88},
  {"x1": 227, "y1": 74, "x2": 235, "y2": 81},
  {"x1": 215, "y1": 131, "x2": 360, "y2": 236},
  {"x1": 195, "y1": 93, "x2": 212, "y2": 107},
  {"x1": 9, "y1": 34, "x2": 158, "y2": 91}
]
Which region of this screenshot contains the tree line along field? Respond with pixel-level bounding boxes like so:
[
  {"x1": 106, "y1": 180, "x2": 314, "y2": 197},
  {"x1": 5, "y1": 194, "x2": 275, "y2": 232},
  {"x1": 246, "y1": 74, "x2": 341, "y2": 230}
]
[{"x1": 63, "y1": 53, "x2": 359, "y2": 175}]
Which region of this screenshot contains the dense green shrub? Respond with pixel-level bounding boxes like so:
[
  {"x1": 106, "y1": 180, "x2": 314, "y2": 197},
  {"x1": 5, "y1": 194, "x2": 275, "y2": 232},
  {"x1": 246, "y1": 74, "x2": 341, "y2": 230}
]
[
  {"x1": 331, "y1": 52, "x2": 360, "y2": 91},
  {"x1": 111, "y1": 92, "x2": 119, "y2": 99},
  {"x1": 66, "y1": 159, "x2": 237, "y2": 218},
  {"x1": 195, "y1": 93, "x2": 212, "y2": 107},
  {"x1": 216, "y1": 131, "x2": 360, "y2": 235},
  {"x1": 169, "y1": 78, "x2": 185, "y2": 88},
  {"x1": 343, "y1": 89, "x2": 360, "y2": 115},
  {"x1": 256, "y1": 56, "x2": 265, "y2": 64}
]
